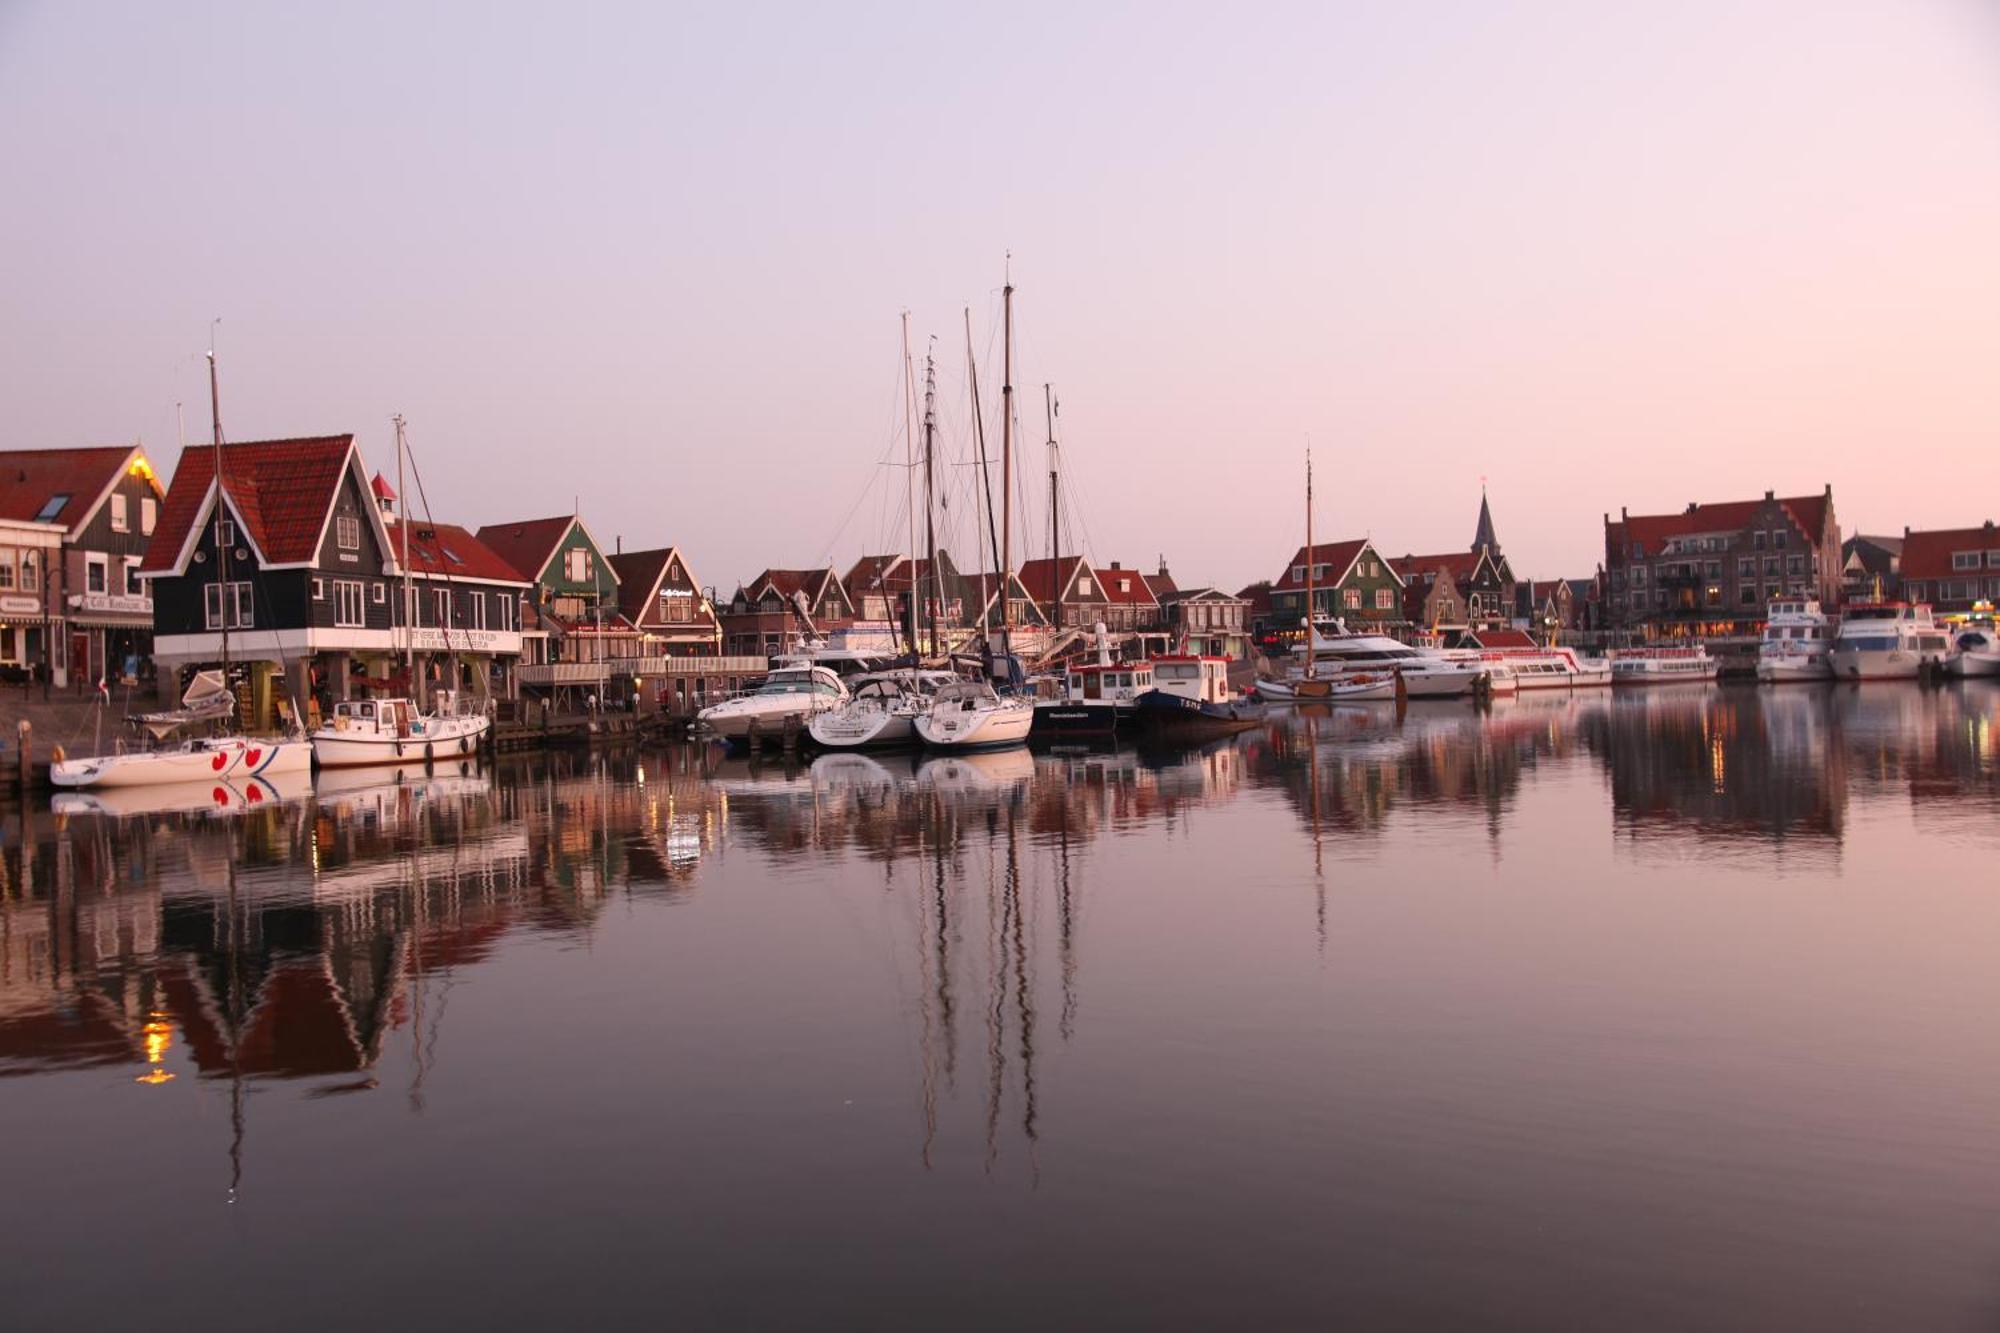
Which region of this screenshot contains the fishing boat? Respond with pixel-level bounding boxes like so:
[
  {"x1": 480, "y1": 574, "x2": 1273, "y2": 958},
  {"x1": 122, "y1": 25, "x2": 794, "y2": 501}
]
[
  {"x1": 695, "y1": 662, "x2": 849, "y2": 742},
  {"x1": 1756, "y1": 598, "x2": 1833, "y2": 683},
  {"x1": 1828, "y1": 601, "x2": 1950, "y2": 680},
  {"x1": 1031, "y1": 630, "x2": 1154, "y2": 737},
  {"x1": 53, "y1": 352, "x2": 312, "y2": 788},
  {"x1": 1944, "y1": 621, "x2": 2000, "y2": 678},
  {"x1": 807, "y1": 669, "x2": 958, "y2": 750},
  {"x1": 914, "y1": 678, "x2": 1036, "y2": 751},
  {"x1": 1609, "y1": 645, "x2": 1719, "y2": 685},
  {"x1": 1132, "y1": 656, "x2": 1264, "y2": 738}
]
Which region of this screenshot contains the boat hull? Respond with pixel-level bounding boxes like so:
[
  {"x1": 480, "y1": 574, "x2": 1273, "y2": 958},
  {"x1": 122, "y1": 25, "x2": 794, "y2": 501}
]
[
  {"x1": 310, "y1": 715, "x2": 490, "y2": 768},
  {"x1": 1029, "y1": 701, "x2": 1128, "y2": 737},
  {"x1": 697, "y1": 699, "x2": 836, "y2": 741},
  {"x1": 1130, "y1": 689, "x2": 1264, "y2": 738},
  {"x1": 50, "y1": 736, "x2": 311, "y2": 789},
  {"x1": 1828, "y1": 649, "x2": 1924, "y2": 681},
  {"x1": 807, "y1": 709, "x2": 918, "y2": 750},
  {"x1": 1945, "y1": 652, "x2": 2000, "y2": 679},
  {"x1": 914, "y1": 700, "x2": 1035, "y2": 751},
  {"x1": 1757, "y1": 654, "x2": 1831, "y2": 683}
]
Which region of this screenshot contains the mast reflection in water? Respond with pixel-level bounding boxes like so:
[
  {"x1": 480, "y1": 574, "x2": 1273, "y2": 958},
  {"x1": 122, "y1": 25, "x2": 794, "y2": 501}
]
[{"x1": 6, "y1": 684, "x2": 2000, "y2": 1329}]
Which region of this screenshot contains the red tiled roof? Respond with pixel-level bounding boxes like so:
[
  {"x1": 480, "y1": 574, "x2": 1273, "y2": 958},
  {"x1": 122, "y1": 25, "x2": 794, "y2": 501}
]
[
  {"x1": 370, "y1": 472, "x2": 396, "y2": 501},
  {"x1": 393, "y1": 520, "x2": 528, "y2": 584},
  {"x1": 1143, "y1": 571, "x2": 1179, "y2": 599},
  {"x1": 1017, "y1": 556, "x2": 1088, "y2": 605},
  {"x1": 473, "y1": 516, "x2": 577, "y2": 585},
  {"x1": 140, "y1": 436, "x2": 354, "y2": 573},
  {"x1": 749, "y1": 568, "x2": 834, "y2": 603},
  {"x1": 1390, "y1": 550, "x2": 1482, "y2": 583},
  {"x1": 1095, "y1": 564, "x2": 1159, "y2": 606},
  {"x1": 1270, "y1": 540, "x2": 1370, "y2": 592},
  {"x1": 1901, "y1": 523, "x2": 2000, "y2": 581},
  {"x1": 1607, "y1": 491, "x2": 1832, "y2": 559},
  {"x1": 0, "y1": 445, "x2": 159, "y2": 536}
]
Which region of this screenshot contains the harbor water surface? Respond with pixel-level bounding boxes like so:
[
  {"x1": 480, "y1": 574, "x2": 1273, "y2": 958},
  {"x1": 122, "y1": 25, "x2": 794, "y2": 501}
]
[{"x1": 6, "y1": 684, "x2": 2000, "y2": 1330}]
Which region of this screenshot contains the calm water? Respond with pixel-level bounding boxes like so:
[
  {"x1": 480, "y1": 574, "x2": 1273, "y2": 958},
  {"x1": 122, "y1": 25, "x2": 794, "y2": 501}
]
[{"x1": 6, "y1": 684, "x2": 2000, "y2": 1330}]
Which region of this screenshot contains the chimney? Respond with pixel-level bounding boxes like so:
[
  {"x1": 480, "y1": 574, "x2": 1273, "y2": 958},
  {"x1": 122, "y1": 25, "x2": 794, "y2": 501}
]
[
  {"x1": 1686, "y1": 502, "x2": 1698, "y2": 515},
  {"x1": 1620, "y1": 506, "x2": 1628, "y2": 522},
  {"x1": 1765, "y1": 489, "x2": 1775, "y2": 501},
  {"x1": 1109, "y1": 560, "x2": 1122, "y2": 570},
  {"x1": 616, "y1": 535, "x2": 622, "y2": 554}
]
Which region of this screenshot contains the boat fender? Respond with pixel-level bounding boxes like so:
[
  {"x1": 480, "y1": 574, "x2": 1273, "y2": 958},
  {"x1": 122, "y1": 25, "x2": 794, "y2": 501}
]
[
  {"x1": 394, "y1": 739, "x2": 403, "y2": 758},
  {"x1": 50, "y1": 744, "x2": 64, "y2": 764},
  {"x1": 424, "y1": 742, "x2": 435, "y2": 765}
]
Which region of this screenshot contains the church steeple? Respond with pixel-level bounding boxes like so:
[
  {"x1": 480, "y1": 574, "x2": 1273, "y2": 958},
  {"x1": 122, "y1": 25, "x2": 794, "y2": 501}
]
[{"x1": 1472, "y1": 486, "x2": 1499, "y2": 555}]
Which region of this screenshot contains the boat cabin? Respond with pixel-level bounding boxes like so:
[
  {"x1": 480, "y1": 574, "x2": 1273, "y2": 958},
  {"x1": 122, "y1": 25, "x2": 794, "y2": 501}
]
[
  {"x1": 329, "y1": 697, "x2": 420, "y2": 738},
  {"x1": 1064, "y1": 660, "x2": 1154, "y2": 703},
  {"x1": 1149, "y1": 655, "x2": 1233, "y2": 705}
]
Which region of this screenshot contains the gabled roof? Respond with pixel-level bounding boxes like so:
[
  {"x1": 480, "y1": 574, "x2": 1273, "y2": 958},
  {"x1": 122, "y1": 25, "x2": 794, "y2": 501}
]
[
  {"x1": 741, "y1": 567, "x2": 848, "y2": 614},
  {"x1": 609, "y1": 545, "x2": 714, "y2": 626},
  {"x1": 1271, "y1": 539, "x2": 1399, "y2": 593},
  {"x1": 139, "y1": 436, "x2": 364, "y2": 574},
  {"x1": 0, "y1": 445, "x2": 162, "y2": 538},
  {"x1": 1143, "y1": 570, "x2": 1179, "y2": 600},
  {"x1": 1900, "y1": 523, "x2": 2000, "y2": 581},
  {"x1": 1159, "y1": 585, "x2": 1244, "y2": 605},
  {"x1": 1473, "y1": 489, "x2": 1499, "y2": 553},
  {"x1": 1095, "y1": 563, "x2": 1160, "y2": 607},
  {"x1": 473, "y1": 516, "x2": 589, "y2": 586},
  {"x1": 1606, "y1": 490, "x2": 1834, "y2": 559},
  {"x1": 1017, "y1": 555, "x2": 1091, "y2": 606},
  {"x1": 1390, "y1": 550, "x2": 1483, "y2": 583},
  {"x1": 392, "y1": 520, "x2": 530, "y2": 585}
]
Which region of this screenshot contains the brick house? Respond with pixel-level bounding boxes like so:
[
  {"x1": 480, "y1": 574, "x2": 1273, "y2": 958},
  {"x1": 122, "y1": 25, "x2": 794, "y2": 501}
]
[
  {"x1": 1601, "y1": 487, "x2": 1840, "y2": 636},
  {"x1": 1899, "y1": 522, "x2": 2000, "y2": 613},
  {"x1": 721, "y1": 567, "x2": 856, "y2": 657},
  {"x1": 1268, "y1": 538, "x2": 1406, "y2": 636}
]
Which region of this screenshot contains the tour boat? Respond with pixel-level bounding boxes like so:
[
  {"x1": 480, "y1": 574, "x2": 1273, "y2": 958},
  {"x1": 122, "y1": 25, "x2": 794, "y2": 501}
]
[
  {"x1": 49, "y1": 670, "x2": 312, "y2": 789},
  {"x1": 914, "y1": 679, "x2": 1035, "y2": 751},
  {"x1": 1944, "y1": 623, "x2": 2000, "y2": 679},
  {"x1": 310, "y1": 692, "x2": 492, "y2": 767},
  {"x1": 1446, "y1": 643, "x2": 1612, "y2": 689},
  {"x1": 1133, "y1": 656, "x2": 1265, "y2": 738},
  {"x1": 807, "y1": 670, "x2": 958, "y2": 750},
  {"x1": 1031, "y1": 658, "x2": 1156, "y2": 737},
  {"x1": 1828, "y1": 602, "x2": 1950, "y2": 680},
  {"x1": 1756, "y1": 598, "x2": 1833, "y2": 683},
  {"x1": 694, "y1": 663, "x2": 849, "y2": 742},
  {"x1": 1609, "y1": 646, "x2": 1719, "y2": 685}
]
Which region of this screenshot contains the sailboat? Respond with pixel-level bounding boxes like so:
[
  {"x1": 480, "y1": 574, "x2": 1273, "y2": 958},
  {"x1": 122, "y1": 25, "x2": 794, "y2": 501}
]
[
  {"x1": 309, "y1": 415, "x2": 492, "y2": 768},
  {"x1": 52, "y1": 350, "x2": 313, "y2": 789},
  {"x1": 1257, "y1": 449, "x2": 1334, "y2": 702}
]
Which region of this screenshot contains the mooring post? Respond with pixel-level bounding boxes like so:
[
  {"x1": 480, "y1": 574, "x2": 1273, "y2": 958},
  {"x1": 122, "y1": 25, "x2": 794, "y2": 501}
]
[{"x1": 17, "y1": 719, "x2": 30, "y2": 790}]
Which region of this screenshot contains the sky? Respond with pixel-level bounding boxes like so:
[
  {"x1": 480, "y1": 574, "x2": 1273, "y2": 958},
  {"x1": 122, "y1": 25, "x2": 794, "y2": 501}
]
[{"x1": 3, "y1": 1, "x2": 1998, "y2": 594}]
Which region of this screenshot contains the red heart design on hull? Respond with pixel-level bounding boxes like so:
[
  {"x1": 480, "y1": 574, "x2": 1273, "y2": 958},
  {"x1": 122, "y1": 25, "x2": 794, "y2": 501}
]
[
  {"x1": 212, "y1": 786, "x2": 227, "y2": 805},
  {"x1": 211, "y1": 753, "x2": 227, "y2": 771},
  {"x1": 246, "y1": 748, "x2": 262, "y2": 766}
]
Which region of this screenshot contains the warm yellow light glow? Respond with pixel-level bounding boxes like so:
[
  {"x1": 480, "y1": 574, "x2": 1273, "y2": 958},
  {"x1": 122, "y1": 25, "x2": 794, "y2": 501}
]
[
  {"x1": 136, "y1": 1016, "x2": 177, "y2": 1085},
  {"x1": 127, "y1": 458, "x2": 155, "y2": 481}
]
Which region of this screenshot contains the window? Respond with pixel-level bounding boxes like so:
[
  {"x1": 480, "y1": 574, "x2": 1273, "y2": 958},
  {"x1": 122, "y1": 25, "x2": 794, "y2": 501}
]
[
  {"x1": 1739, "y1": 585, "x2": 1757, "y2": 605},
  {"x1": 204, "y1": 581, "x2": 253, "y2": 629},
  {"x1": 1374, "y1": 587, "x2": 1394, "y2": 611},
  {"x1": 217, "y1": 518, "x2": 235, "y2": 549},
  {"x1": 1343, "y1": 588, "x2": 1361, "y2": 610},
  {"x1": 1705, "y1": 561, "x2": 1721, "y2": 578},
  {"x1": 373, "y1": 582, "x2": 386, "y2": 604},
  {"x1": 122, "y1": 559, "x2": 141, "y2": 596},
  {"x1": 1908, "y1": 582, "x2": 1926, "y2": 600},
  {"x1": 0, "y1": 557, "x2": 13, "y2": 591},
  {"x1": 434, "y1": 588, "x2": 452, "y2": 627},
  {"x1": 35, "y1": 494, "x2": 69, "y2": 522},
  {"x1": 468, "y1": 593, "x2": 487, "y2": 630},
  {"x1": 19, "y1": 552, "x2": 35, "y2": 586},
  {"x1": 110, "y1": 494, "x2": 129, "y2": 532},
  {"x1": 313, "y1": 578, "x2": 326, "y2": 600},
  {"x1": 1117, "y1": 577, "x2": 1130, "y2": 593},
  {"x1": 337, "y1": 514, "x2": 361, "y2": 551},
  {"x1": 1290, "y1": 565, "x2": 1304, "y2": 583},
  {"x1": 1774, "y1": 530, "x2": 1787, "y2": 550},
  {"x1": 85, "y1": 556, "x2": 106, "y2": 593},
  {"x1": 565, "y1": 548, "x2": 589, "y2": 582},
  {"x1": 1787, "y1": 555, "x2": 1804, "y2": 575},
  {"x1": 141, "y1": 497, "x2": 157, "y2": 535},
  {"x1": 1738, "y1": 558, "x2": 1754, "y2": 578},
  {"x1": 1988, "y1": 551, "x2": 2000, "y2": 569},
  {"x1": 1076, "y1": 576, "x2": 1092, "y2": 596},
  {"x1": 1753, "y1": 531, "x2": 1766, "y2": 551},
  {"x1": 1953, "y1": 551, "x2": 1981, "y2": 571},
  {"x1": 1632, "y1": 567, "x2": 1646, "y2": 587},
  {"x1": 332, "y1": 580, "x2": 366, "y2": 628},
  {"x1": 1764, "y1": 557, "x2": 1780, "y2": 576}
]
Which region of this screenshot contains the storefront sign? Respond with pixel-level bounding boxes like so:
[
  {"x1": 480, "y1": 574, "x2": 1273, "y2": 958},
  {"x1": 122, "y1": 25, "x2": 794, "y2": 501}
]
[
  {"x1": 0, "y1": 595, "x2": 41, "y2": 616},
  {"x1": 72, "y1": 592, "x2": 151, "y2": 615},
  {"x1": 404, "y1": 628, "x2": 519, "y2": 653}
]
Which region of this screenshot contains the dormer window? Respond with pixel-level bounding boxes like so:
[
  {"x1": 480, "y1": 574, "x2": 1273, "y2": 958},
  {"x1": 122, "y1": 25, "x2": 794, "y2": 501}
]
[
  {"x1": 1954, "y1": 552, "x2": 1982, "y2": 571},
  {"x1": 35, "y1": 494, "x2": 68, "y2": 523}
]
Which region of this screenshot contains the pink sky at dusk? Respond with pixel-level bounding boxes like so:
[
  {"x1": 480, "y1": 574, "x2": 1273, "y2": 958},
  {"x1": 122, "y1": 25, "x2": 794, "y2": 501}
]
[{"x1": 2, "y1": 1, "x2": 1997, "y2": 594}]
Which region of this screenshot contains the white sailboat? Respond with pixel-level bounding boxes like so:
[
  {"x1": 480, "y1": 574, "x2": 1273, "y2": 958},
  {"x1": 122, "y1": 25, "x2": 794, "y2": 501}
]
[
  {"x1": 914, "y1": 678, "x2": 1037, "y2": 750},
  {"x1": 808, "y1": 669, "x2": 958, "y2": 750}
]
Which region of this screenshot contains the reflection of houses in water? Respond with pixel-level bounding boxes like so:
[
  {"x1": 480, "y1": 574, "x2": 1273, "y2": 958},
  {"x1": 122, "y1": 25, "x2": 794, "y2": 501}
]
[
  {"x1": 1583, "y1": 689, "x2": 1846, "y2": 855},
  {"x1": 1832, "y1": 686, "x2": 2000, "y2": 821}
]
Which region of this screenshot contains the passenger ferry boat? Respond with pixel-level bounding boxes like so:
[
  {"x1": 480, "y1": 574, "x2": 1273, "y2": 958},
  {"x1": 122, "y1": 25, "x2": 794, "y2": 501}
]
[
  {"x1": 1133, "y1": 655, "x2": 1264, "y2": 738},
  {"x1": 806, "y1": 670, "x2": 957, "y2": 750},
  {"x1": 310, "y1": 692, "x2": 491, "y2": 768},
  {"x1": 1446, "y1": 643, "x2": 1612, "y2": 689},
  {"x1": 694, "y1": 662, "x2": 848, "y2": 741},
  {"x1": 1031, "y1": 659, "x2": 1155, "y2": 737},
  {"x1": 1828, "y1": 602, "x2": 1950, "y2": 680},
  {"x1": 1756, "y1": 598, "x2": 1833, "y2": 683},
  {"x1": 1609, "y1": 645, "x2": 1718, "y2": 685}
]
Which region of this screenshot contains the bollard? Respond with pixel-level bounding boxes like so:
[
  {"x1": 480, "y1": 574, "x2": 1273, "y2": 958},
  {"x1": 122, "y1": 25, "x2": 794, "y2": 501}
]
[{"x1": 16, "y1": 719, "x2": 28, "y2": 790}]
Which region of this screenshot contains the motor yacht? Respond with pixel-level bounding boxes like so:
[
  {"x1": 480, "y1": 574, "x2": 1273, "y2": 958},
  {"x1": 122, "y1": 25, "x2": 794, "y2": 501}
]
[
  {"x1": 1828, "y1": 602, "x2": 1950, "y2": 680},
  {"x1": 1944, "y1": 622, "x2": 2000, "y2": 679},
  {"x1": 1032, "y1": 658, "x2": 1156, "y2": 737},
  {"x1": 1446, "y1": 643, "x2": 1612, "y2": 689},
  {"x1": 1261, "y1": 620, "x2": 1488, "y2": 699},
  {"x1": 913, "y1": 678, "x2": 1035, "y2": 751},
  {"x1": 807, "y1": 670, "x2": 958, "y2": 750},
  {"x1": 694, "y1": 663, "x2": 849, "y2": 742},
  {"x1": 1756, "y1": 598, "x2": 1833, "y2": 683}
]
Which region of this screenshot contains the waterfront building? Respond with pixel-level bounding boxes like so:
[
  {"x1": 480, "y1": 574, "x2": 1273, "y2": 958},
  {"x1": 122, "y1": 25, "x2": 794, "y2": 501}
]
[
  {"x1": 1389, "y1": 489, "x2": 1519, "y2": 634},
  {"x1": 141, "y1": 437, "x2": 527, "y2": 727},
  {"x1": 1513, "y1": 578, "x2": 1593, "y2": 634},
  {"x1": 606, "y1": 546, "x2": 758, "y2": 714},
  {"x1": 1601, "y1": 487, "x2": 1840, "y2": 637},
  {"x1": 475, "y1": 513, "x2": 623, "y2": 688},
  {"x1": 1268, "y1": 538, "x2": 1406, "y2": 636},
  {"x1": 1017, "y1": 555, "x2": 1162, "y2": 632},
  {"x1": 1842, "y1": 534, "x2": 1904, "y2": 602},
  {"x1": 721, "y1": 567, "x2": 856, "y2": 657},
  {"x1": 1898, "y1": 522, "x2": 2000, "y2": 614},
  {"x1": 1158, "y1": 586, "x2": 1251, "y2": 659},
  {"x1": 0, "y1": 444, "x2": 163, "y2": 689}
]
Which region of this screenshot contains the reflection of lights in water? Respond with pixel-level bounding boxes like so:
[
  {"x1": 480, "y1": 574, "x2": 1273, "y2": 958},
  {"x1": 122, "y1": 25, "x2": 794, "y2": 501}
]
[
  {"x1": 636, "y1": 765, "x2": 646, "y2": 786},
  {"x1": 136, "y1": 1015, "x2": 177, "y2": 1085},
  {"x1": 1710, "y1": 737, "x2": 1727, "y2": 794}
]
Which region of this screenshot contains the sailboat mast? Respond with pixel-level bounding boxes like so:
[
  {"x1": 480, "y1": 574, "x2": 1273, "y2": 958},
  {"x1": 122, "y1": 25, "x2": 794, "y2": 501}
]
[
  {"x1": 901, "y1": 313, "x2": 920, "y2": 657},
  {"x1": 965, "y1": 307, "x2": 1002, "y2": 636},
  {"x1": 1304, "y1": 447, "x2": 1315, "y2": 680},
  {"x1": 1046, "y1": 385, "x2": 1060, "y2": 633},
  {"x1": 395, "y1": 415, "x2": 413, "y2": 684},
  {"x1": 1000, "y1": 268, "x2": 1014, "y2": 640},
  {"x1": 922, "y1": 352, "x2": 940, "y2": 655},
  {"x1": 208, "y1": 348, "x2": 230, "y2": 673}
]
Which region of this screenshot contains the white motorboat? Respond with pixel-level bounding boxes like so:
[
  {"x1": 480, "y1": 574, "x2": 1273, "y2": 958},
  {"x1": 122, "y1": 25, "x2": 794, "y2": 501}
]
[
  {"x1": 913, "y1": 678, "x2": 1035, "y2": 751},
  {"x1": 310, "y1": 692, "x2": 491, "y2": 767},
  {"x1": 695, "y1": 663, "x2": 849, "y2": 741},
  {"x1": 1756, "y1": 598, "x2": 1833, "y2": 683},
  {"x1": 1944, "y1": 623, "x2": 2000, "y2": 679},
  {"x1": 807, "y1": 669, "x2": 957, "y2": 750},
  {"x1": 1276, "y1": 620, "x2": 1490, "y2": 698},
  {"x1": 1829, "y1": 601, "x2": 1950, "y2": 680},
  {"x1": 1609, "y1": 646, "x2": 1719, "y2": 685},
  {"x1": 1447, "y1": 643, "x2": 1612, "y2": 689},
  {"x1": 49, "y1": 670, "x2": 312, "y2": 789}
]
